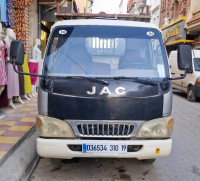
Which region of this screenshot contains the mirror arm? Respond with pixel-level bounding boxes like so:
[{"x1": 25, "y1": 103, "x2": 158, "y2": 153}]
[
  {"x1": 167, "y1": 69, "x2": 187, "y2": 80},
  {"x1": 13, "y1": 62, "x2": 45, "y2": 78}
]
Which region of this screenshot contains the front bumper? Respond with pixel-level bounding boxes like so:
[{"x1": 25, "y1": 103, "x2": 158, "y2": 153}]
[
  {"x1": 194, "y1": 84, "x2": 200, "y2": 97},
  {"x1": 36, "y1": 138, "x2": 172, "y2": 160}
]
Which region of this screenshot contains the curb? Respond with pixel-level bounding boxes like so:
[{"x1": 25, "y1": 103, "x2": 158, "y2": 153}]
[
  {"x1": 0, "y1": 125, "x2": 36, "y2": 167},
  {"x1": 20, "y1": 150, "x2": 40, "y2": 181},
  {"x1": 0, "y1": 126, "x2": 39, "y2": 181}
]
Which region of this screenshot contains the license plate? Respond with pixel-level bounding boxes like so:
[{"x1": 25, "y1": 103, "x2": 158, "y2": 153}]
[{"x1": 82, "y1": 143, "x2": 127, "y2": 153}]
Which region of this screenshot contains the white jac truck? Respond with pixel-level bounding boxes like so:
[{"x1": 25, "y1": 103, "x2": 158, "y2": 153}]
[
  {"x1": 169, "y1": 49, "x2": 200, "y2": 102},
  {"x1": 10, "y1": 13, "x2": 193, "y2": 163}
]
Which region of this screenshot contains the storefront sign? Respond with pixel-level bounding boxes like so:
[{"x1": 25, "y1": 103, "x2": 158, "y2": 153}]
[{"x1": 162, "y1": 19, "x2": 186, "y2": 44}]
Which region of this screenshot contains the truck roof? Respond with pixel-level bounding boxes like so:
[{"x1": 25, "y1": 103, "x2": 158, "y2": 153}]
[{"x1": 52, "y1": 19, "x2": 159, "y2": 31}]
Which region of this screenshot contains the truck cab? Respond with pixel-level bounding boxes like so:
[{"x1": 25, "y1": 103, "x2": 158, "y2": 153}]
[{"x1": 34, "y1": 18, "x2": 174, "y2": 162}]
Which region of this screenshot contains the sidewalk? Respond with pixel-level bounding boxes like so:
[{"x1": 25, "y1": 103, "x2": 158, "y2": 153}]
[{"x1": 0, "y1": 97, "x2": 37, "y2": 164}]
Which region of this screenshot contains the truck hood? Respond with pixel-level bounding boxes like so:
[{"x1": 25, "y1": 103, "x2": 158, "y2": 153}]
[{"x1": 45, "y1": 79, "x2": 165, "y2": 120}]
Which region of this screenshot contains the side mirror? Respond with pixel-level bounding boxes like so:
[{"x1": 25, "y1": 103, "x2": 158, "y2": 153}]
[
  {"x1": 10, "y1": 40, "x2": 24, "y2": 65},
  {"x1": 177, "y1": 45, "x2": 193, "y2": 73}
]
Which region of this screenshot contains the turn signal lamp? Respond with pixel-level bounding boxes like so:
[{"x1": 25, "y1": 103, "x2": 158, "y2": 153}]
[
  {"x1": 36, "y1": 117, "x2": 42, "y2": 129},
  {"x1": 195, "y1": 77, "x2": 200, "y2": 85}
]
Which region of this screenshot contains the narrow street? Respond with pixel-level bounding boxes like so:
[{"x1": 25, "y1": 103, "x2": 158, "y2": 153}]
[{"x1": 30, "y1": 91, "x2": 200, "y2": 181}]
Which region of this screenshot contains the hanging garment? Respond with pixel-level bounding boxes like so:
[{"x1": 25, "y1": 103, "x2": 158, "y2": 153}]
[
  {"x1": 33, "y1": 46, "x2": 42, "y2": 87},
  {"x1": 18, "y1": 65, "x2": 25, "y2": 95},
  {"x1": 2, "y1": 0, "x2": 13, "y2": 28},
  {"x1": 22, "y1": 54, "x2": 32, "y2": 94},
  {"x1": 0, "y1": 86, "x2": 8, "y2": 108},
  {"x1": 12, "y1": 0, "x2": 30, "y2": 8},
  {"x1": 0, "y1": 41, "x2": 7, "y2": 86},
  {"x1": 12, "y1": 0, "x2": 30, "y2": 50},
  {"x1": 12, "y1": 0, "x2": 31, "y2": 94},
  {"x1": 6, "y1": 62, "x2": 20, "y2": 98},
  {"x1": 4, "y1": 39, "x2": 19, "y2": 99},
  {"x1": 0, "y1": 0, "x2": 6, "y2": 22},
  {"x1": 28, "y1": 62, "x2": 38, "y2": 85}
]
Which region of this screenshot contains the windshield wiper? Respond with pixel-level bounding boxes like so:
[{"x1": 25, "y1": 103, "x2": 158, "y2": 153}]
[
  {"x1": 50, "y1": 75, "x2": 109, "y2": 86},
  {"x1": 113, "y1": 76, "x2": 158, "y2": 86}
]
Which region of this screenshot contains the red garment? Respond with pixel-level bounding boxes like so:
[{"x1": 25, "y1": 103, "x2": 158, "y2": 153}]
[
  {"x1": 0, "y1": 87, "x2": 8, "y2": 108},
  {"x1": 28, "y1": 62, "x2": 38, "y2": 85},
  {"x1": 0, "y1": 41, "x2": 7, "y2": 86}
]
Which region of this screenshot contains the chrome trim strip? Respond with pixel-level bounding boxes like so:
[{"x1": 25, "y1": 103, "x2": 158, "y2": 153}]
[
  {"x1": 163, "y1": 88, "x2": 172, "y2": 116},
  {"x1": 53, "y1": 92, "x2": 160, "y2": 99},
  {"x1": 38, "y1": 85, "x2": 48, "y2": 115}
]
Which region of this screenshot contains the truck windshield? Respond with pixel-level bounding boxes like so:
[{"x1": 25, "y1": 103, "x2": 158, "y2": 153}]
[
  {"x1": 194, "y1": 58, "x2": 200, "y2": 71},
  {"x1": 44, "y1": 26, "x2": 169, "y2": 79}
]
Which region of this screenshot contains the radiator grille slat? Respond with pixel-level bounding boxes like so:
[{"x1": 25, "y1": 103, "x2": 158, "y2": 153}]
[
  {"x1": 92, "y1": 124, "x2": 94, "y2": 136},
  {"x1": 127, "y1": 125, "x2": 130, "y2": 136},
  {"x1": 117, "y1": 124, "x2": 120, "y2": 136},
  {"x1": 122, "y1": 124, "x2": 125, "y2": 136},
  {"x1": 77, "y1": 123, "x2": 134, "y2": 137},
  {"x1": 97, "y1": 124, "x2": 99, "y2": 136},
  {"x1": 81, "y1": 124, "x2": 84, "y2": 136},
  {"x1": 86, "y1": 124, "x2": 89, "y2": 135}
]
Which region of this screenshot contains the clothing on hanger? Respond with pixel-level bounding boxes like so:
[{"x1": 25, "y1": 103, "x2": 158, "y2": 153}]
[
  {"x1": 0, "y1": 0, "x2": 6, "y2": 22},
  {"x1": 2, "y1": 0, "x2": 13, "y2": 28}
]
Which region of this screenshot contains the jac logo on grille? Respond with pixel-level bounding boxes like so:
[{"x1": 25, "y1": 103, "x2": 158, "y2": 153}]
[{"x1": 86, "y1": 86, "x2": 126, "y2": 96}]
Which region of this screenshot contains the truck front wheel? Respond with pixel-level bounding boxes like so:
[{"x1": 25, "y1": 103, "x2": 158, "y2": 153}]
[{"x1": 187, "y1": 86, "x2": 196, "y2": 102}]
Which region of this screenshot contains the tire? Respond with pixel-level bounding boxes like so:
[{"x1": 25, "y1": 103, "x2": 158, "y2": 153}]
[
  {"x1": 187, "y1": 86, "x2": 196, "y2": 102},
  {"x1": 140, "y1": 159, "x2": 156, "y2": 164}
]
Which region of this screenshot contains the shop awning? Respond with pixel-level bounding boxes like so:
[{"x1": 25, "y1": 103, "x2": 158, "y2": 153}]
[{"x1": 165, "y1": 39, "x2": 195, "y2": 46}]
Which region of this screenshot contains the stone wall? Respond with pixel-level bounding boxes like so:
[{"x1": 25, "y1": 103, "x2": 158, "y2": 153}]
[
  {"x1": 28, "y1": 0, "x2": 38, "y2": 60},
  {"x1": 159, "y1": 0, "x2": 191, "y2": 28}
]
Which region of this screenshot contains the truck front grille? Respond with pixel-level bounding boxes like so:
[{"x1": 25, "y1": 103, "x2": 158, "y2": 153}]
[
  {"x1": 77, "y1": 123, "x2": 134, "y2": 137},
  {"x1": 66, "y1": 120, "x2": 144, "y2": 138}
]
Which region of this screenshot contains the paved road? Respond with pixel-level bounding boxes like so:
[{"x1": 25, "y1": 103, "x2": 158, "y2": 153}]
[{"x1": 30, "y1": 91, "x2": 200, "y2": 181}]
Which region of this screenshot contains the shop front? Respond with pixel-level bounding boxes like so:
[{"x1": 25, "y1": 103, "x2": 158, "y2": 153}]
[
  {"x1": 1, "y1": 0, "x2": 80, "y2": 117},
  {"x1": 187, "y1": 10, "x2": 200, "y2": 50},
  {"x1": 161, "y1": 17, "x2": 195, "y2": 55},
  {"x1": 0, "y1": 0, "x2": 38, "y2": 119},
  {"x1": 38, "y1": 0, "x2": 79, "y2": 57}
]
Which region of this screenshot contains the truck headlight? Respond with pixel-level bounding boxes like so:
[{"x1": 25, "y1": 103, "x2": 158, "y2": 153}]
[
  {"x1": 36, "y1": 115, "x2": 75, "y2": 138},
  {"x1": 136, "y1": 116, "x2": 174, "y2": 138}
]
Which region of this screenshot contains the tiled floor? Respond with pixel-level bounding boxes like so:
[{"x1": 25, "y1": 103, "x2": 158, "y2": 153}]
[{"x1": 0, "y1": 97, "x2": 37, "y2": 161}]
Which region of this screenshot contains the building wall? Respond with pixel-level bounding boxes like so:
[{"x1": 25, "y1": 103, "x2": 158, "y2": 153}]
[
  {"x1": 127, "y1": 0, "x2": 136, "y2": 13},
  {"x1": 118, "y1": 0, "x2": 128, "y2": 14},
  {"x1": 127, "y1": 0, "x2": 151, "y2": 15},
  {"x1": 76, "y1": 0, "x2": 88, "y2": 13},
  {"x1": 28, "y1": 0, "x2": 38, "y2": 60},
  {"x1": 159, "y1": 0, "x2": 191, "y2": 28},
  {"x1": 150, "y1": 0, "x2": 160, "y2": 27},
  {"x1": 185, "y1": 0, "x2": 200, "y2": 29},
  {"x1": 185, "y1": 0, "x2": 200, "y2": 49}
]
